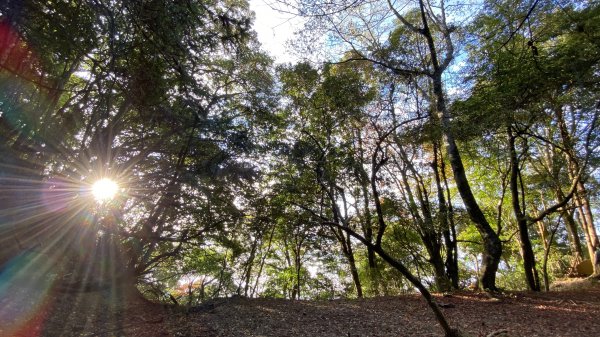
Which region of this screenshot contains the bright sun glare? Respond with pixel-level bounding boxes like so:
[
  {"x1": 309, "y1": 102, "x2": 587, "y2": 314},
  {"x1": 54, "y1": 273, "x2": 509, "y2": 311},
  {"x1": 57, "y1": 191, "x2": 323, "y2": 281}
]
[{"x1": 92, "y1": 178, "x2": 119, "y2": 202}]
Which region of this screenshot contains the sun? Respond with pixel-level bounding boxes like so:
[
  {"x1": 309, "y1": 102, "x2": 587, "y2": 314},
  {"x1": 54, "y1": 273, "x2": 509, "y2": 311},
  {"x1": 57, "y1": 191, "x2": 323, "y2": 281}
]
[{"x1": 91, "y1": 178, "x2": 119, "y2": 202}]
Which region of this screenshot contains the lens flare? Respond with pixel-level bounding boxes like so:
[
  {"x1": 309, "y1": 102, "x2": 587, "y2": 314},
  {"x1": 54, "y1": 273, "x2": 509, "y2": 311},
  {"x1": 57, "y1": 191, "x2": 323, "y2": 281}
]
[
  {"x1": 0, "y1": 251, "x2": 55, "y2": 337},
  {"x1": 91, "y1": 178, "x2": 118, "y2": 202}
]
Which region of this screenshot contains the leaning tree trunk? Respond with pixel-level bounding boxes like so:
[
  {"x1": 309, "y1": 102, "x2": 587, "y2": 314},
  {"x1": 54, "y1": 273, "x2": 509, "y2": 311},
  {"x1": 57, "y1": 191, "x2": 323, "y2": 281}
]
[
  {"x1": 373, "y1": 246, "x2": 459, "y2": 336},
  {"x1": 331, "y1": 223, "x2": 460, "y2": 337},
  {"x1": 361, "y1": 147, "x2": 459, "y2": 337},
  {"x1": 433, "y1": 71, "x2": 502, "y2": 290}
]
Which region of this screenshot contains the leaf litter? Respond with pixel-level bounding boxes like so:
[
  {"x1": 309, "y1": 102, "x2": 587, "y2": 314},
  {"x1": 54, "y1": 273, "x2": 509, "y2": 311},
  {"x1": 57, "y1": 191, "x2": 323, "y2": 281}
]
[{"x1": 3, "y1": 279, "x2": 599, "y2": 337}]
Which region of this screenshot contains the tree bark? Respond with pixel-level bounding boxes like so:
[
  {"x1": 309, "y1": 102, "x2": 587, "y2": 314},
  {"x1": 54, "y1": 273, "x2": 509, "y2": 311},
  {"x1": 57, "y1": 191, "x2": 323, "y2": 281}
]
[
  {"x1": 411, "y1": 0, "x2": 502, "y2": 290},
  {"x1": 508, "y1": 128, "x2": 540, "y2": 291},
  {"x1": 242, "y1": 232, "x2": 260, "y2": 297},
  {"x1": 573, "y1": 183, "x2": 599, "y2": 262},
  {"x1": 357, "y1": 132, "x2": 377, "y2": 267},
  {"x1": 555, "y1": 188, "x2": 584, "y2": 269},
  {"x1": 439, "y1": 147, "x2": 460, "y2": 289},
  {"x1": 434, "y1": 141, "x2": 459, "y2": 290},
  {"x1": 332, "y1": 222, "x2": 364, "y2": 298},
  {"x1": 251, "y1": 224, "x2": 276, "y2": 297},
  {"x1": 556, "y1": 107, "x2": 599, "y2": 270},
  {"x1": 343, "y1": 236, "x2": 364, "y2": 298},
  {"x1": 538, "y1": 220, "x2": 558, "y2": 292}
]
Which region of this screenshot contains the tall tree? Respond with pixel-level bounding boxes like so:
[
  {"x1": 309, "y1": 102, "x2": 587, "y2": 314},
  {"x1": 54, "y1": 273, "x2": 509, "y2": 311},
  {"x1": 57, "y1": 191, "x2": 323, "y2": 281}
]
[
  {"x1": 290, "y1": 0, "x2": 504, "y2": 290},
  {"x1": 278, "y1": 61, "x2": 460, "y2": 336},
  {"x1": 0, "y1": 0, "x2": 275, "y2": 289},
  {"x1": 461, "y1": 0, "x2": 600, "y2": 286}
]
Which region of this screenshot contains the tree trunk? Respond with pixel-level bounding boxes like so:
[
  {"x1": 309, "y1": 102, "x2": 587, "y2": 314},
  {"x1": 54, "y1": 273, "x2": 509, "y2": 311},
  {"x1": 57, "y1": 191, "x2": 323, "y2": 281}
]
[
  {"x1": 333, "y1": 226, "x2": 364, "y2": 298},
  {"x1": 347, "y1": 135, "x2": 460, "y2": 335},
  {"x1": 393, "y1": 142, "x2": 451, "y2": 292},
  {"x1": 411, "y1": 0, "x2": 502, "y2": 290},
  {"x1": 374, "y1": 246, "x2": 459, "y2": 336},
  {"x1": 328, "y1": 220, "x2": 459, "y2": 337},
  {"x1": 436, "y1": 100, "x2": 501, "y2": 290},
  {"x1": 242, "y1": 233, "x2": 260, "y2": 297},
  {"x1": 356, "y1": 131, "x2": 378, "y2": 270},
  {"x1": 252, "y1": 224, "x2": 276, "y2": 297},
  {"x1": 423, "y1": 234, "x2": 451, "y2": 292},
  {"x1": 556, "y1": 107, "x2": 599, "y2": 271},
  {"x1": 574, "y1": 183, "x2": 599, "y2": 262},
  {"x1": 554, "y1": 188, "x2": 584, "y2": 269},
  {"x1": 541, "y1": 223, "x2": 558, "y2": 292},
  {"x1": 343, "y1": 236, "x2": 364, "y2": 298},
  {"x1": 440, "y1": 148, "x2": 460, "y2": 289},
  {"x1": 508, "y1": 128, "x2": 540, "y2": 291},
  {"x1": 368, "y1": 236, "x2": 459, "y2": 336},
  {"x1": 295, "y1": 257, "x2": 301, "y2": 300},
  {"x1": 434, "y1": 141, "x2": 459, "y2": 290}
]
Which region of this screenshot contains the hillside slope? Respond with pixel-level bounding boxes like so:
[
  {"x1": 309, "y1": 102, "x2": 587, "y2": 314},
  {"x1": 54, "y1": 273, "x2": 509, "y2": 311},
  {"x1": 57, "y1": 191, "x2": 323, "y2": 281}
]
[{"x1": 2, "y1": 279, "x2": 599, "y2": 337}]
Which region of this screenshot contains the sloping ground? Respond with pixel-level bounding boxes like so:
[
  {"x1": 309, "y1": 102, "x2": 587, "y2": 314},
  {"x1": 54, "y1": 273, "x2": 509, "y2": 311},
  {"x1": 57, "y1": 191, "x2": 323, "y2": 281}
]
[
  {"x1": 2, "y1": 279, "x2": 600, "y2": 337},
  {"x1": 184, "y1": 287, "x2": 600, "y2": 337}
]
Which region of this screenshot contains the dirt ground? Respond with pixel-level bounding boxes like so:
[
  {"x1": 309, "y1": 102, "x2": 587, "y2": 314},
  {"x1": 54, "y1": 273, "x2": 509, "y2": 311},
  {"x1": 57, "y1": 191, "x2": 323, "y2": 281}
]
[{"x1": 2, "y1": 278, "x2": 600, "y2": 337}]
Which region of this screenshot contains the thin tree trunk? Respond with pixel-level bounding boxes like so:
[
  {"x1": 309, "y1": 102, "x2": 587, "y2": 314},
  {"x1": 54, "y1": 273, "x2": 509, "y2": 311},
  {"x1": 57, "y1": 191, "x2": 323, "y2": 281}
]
[
  {"x1": 295, "y1": 255, "x2": 301, "y2": 300},
  {"x1": 252, "y1": 224, "x2": 275, "y2": 297},
  {"x1": 327, "y1": 221, "x2": 459, "y2": 337},
  {"x1": 392, "y1": 143, "x2": 450, "y2": 292},
  {"x1": 411, "y1": 0, "x2": 502, "y2": 290},
  {"x1": 242, "y1": 232, "x2": 261, "y2": 297},
  {"x1": 364, "y1": 142, "x2": 459, "y2": 336},
  {"x1": 356, "y1": 131, "x2": 377, "y2": 270},
  {"x1": 342, "y1": 233, "x2": 363, "y2": 298},
  {"x1": 542, "y1": 224, "x2": 559, "y2": 292},
  {"x1": 440, "y1": 149, "x2": 460, "y2": 289},
  {"x1": 556, "y1": 107, "x2": 599, "y2": 270},
  {"x1": 508, "y1": 128, "x2": 540, "y2": 291},
  {"x1": 554, "y1": 188, "x2": 584, "y2": 269},
  {"x1": 574, "y1": 183, "x2": 599, "y2": 262},
  {"x1": 433, "y1": 141, "x2": 458, "y2": 290}
]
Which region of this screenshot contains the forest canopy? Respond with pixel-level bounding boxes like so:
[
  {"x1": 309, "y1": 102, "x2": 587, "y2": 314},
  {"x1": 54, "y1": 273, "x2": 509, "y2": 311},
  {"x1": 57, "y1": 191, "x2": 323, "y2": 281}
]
[{"x1": 1, "y1": 1, "x2": 599, "y2": 329}]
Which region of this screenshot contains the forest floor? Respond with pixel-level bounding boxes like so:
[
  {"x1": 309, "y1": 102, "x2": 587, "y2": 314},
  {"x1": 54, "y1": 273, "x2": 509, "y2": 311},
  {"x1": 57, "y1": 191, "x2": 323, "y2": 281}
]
[{"x1": 2, "y1": 277, "x2": 600, "y2": 337}]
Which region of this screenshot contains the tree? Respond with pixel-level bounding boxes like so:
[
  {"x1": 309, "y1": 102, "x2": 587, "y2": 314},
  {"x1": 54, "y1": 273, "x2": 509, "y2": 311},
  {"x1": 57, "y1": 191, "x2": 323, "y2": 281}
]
[
  {"x1": 461, "y1": 0, "x2": 600, "y2": 287},
  {"x1": 289, "y1": 0, "x2": 504, "y2": 290},
  {"x1": 277, "y1": 61, "x2": 460, "y2": 336},
  {"x1": 0, "y1": 0, "x2": 275, "y2": 290},
  {"x1": 276, "y1": 62, "x2": 374, "y2": 298}
]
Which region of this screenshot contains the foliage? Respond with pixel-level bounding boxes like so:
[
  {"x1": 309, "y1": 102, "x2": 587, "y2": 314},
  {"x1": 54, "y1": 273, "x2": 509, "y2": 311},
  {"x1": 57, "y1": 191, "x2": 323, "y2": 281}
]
[{"x1": 1, "y1": 1, "x2": 599, "y2": 318}]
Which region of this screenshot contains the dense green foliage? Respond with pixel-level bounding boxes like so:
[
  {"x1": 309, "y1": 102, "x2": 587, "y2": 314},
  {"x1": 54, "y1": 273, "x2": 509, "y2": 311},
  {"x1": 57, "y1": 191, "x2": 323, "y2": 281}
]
[{"x1": 1, "y1": 1, "x2": 599, "y2": 322}]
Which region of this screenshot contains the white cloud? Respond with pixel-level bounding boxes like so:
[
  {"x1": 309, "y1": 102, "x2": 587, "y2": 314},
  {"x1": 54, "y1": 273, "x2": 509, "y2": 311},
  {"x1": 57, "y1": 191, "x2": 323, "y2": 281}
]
[{"x1": 249, "y1": 0, "x2": 303, "y2": 64}]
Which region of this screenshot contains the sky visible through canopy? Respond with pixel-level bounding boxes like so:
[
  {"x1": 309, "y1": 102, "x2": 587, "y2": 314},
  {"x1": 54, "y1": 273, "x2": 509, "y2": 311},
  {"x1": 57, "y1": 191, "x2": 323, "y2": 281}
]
[{"x1": 249, "y1": 0, "x2": 300, "y2": 63}]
